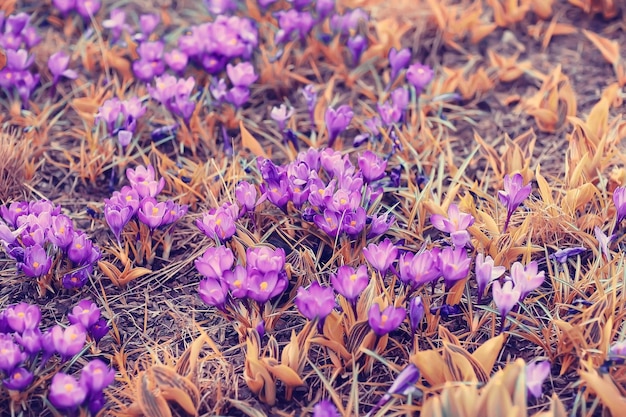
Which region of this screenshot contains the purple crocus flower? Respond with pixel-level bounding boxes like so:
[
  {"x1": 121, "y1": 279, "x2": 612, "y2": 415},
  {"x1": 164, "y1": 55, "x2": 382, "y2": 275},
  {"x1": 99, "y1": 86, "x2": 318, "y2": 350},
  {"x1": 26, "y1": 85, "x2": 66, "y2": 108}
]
[
  {"x1": 363, "y1": 238, "x2": 398, "y2": 274},
  {"x1": 430, "y1": 204, "x2": 474, "y2": 247},
  {"x1": 226, "y1": 86, "x2": 250, "y2": 108},
  {"x1": 137, "y1": 197, "x2": 167, "y2": 229},
  {"x1": 368, "y1": 304, "x2": 406, "y2": 336},
  {"x1": 164, "y1": 49, "x2": 188, "y2": 74},
  {"x1": 549, "y1": 247, "x2": 586, "y2": 264},
  {"x1": 104, "y1": 204, "x2": 133, "y2": 242},
  {"x1": 80, "y1": 359, "x2": 115, "y2": 394},
  {"x1": 492, "y1": 280, "x2": 520, "y2": 320},
  {"x1": 246, "y1": 270, "x2": 287, "y2": 303},
  {"x1": 499, "y1": 173, "x2": 532, "y2": 231},
  {"x1": 127, "y1": 165, "x2": 165, "y2": 198},
  {"x1": 438, "y1": 246, "x2": 471, "y2": 288},
  {"x1": 102, "y1": 9, "x2": 128, "y2": 42},
  {"x1": 205, "y1": 0, "x2": 238, "y2": 14},
  {"x1": 325, "y1": 105, "x2": 353, "y2": 147},
  {"x1": 3, "y1": 367, "x2": 33, "y2": 391},
  {"x1": 614, "y1": 186, "x2": 626, "y2": 224},
  {"x1": 21, "y1": 244, "x2": 52, "y2": 277},
  {"x1": 409, "y1": 297, "x2": 424, "y2": 334},
  {"x1": 368, "y1": 212, "x2": 395, "y2": 238},
  {"x1": 235, "y1": 181, "x2": 257, "y2": 213},
  {"x1": 76, "y1": 0, "x2": 101, "y2": 19},
  {"x1": 368, "y1": 364, "x2": 420, "y2": 417},
  {"x1": 195, "y1": 246, "x2": 235, "y2": 280},
  {"x1": 331, "y1": 265, "x2": 369, "y2": 303},
  {"x1": 161, "y1": 201, "x2": 188, "y2": 226},
  {"x1": 52, "y1": 0, "x2": 76, "y2": 15},
  {"x1": 316, "y1": 0, "x2": 335, "y2": 18},
  {"x1": 270, "y1": 104, "x2": 294, "y2": 131},
  {"x1": 246, "y1": 246, "x2": 285, "y2": 274},
  {"x1": 62, "y1": 268, "x2": 90, "y2": 289},
  {"x1": 475, "y1": 253, "x2": 505, "y2": 302},
  {"x1": 1, "y1": 201, "x2": 29, "y2": 227},
  {"x1": 5, "y1": 303, "x2": 41, "y2": 333},
  {"x1": 378, "y1": 101, "x2": 402, "y2": 126},
  {"x1": 406, "y1": 63, "x2": 434, "y2": 93},
  {"x1": 68, "y1": 300, "x2": 101, "y2": 329},
  {"x1": 196, "y1": 206, "x2": 237, "y2": 242},
  {"x1": 313, "y1": 209, "x2": 341, "y2": 237},
  {"x1": 594, "y1": 226, "x2": 614, "y2": 261},
  {"x1": 89, "y1": 318, "x2": 110, "y2": 344},
  {"x1": 347, "y1": 35, "x2": 367, "y2": 65},
  {"x1": 226, "y1": 62, "x2": 258, "y2": 88},
  {"x1": 139, "y1": 13, "x2": 160, "y2": 36},
  {"x1": 198, "y1": 278, "x2": 228, "y2": 310},
  {"x1": 302, "y1": 85, "x2": 317, "y2": 123},
  {"x1": 411, "y1": 249, "x2": 441, "y2": 288},
  {"x1": 388, "y1": 47, "x2": 411, "y2": 83},
  {"x1": 295, "y1": 281, "x2": 335, "y2": 326},
  {"x1": 358, "y1": 150, "x2": 387, "y2": 182},
  {"x1": 48, "y1": 373, "x2": 88, "y2": 410},
  {"x1": 47, "y1": 214, "x2": 75, "y2": 249},
  {"x1": 51, "y1": 324, "x2": 87, "y2": 360},
  {"x1": 223, "y1": 265, "x2": 248, "y2": 299},
  {"x1": 313, "y1": 399, "x2": 340, "y2": 417},
  {"x1": 67, "y1": 233, "x2": 98, "y2": 265},
  {"x1": 391, "y1": 87, "x2": 410, "y2": 111},
  {"x1": 0, "y1": 339, "x2": 25, "y2": 372},
  {"x1": 510, "y1": 261, "x2": 545, "y2": 299},
  {"x1": 96, "y1": 97, "x2": 122, "y2": 133},
  {"x1": 48, "y1": 51, "x2": 78, "y2": 85},
  {"x1": 15, "y1": 329, "x2": 42, "y2": 355},
  {"x1": 526, "y1": 360, "x2": 551, "y2": 399}
]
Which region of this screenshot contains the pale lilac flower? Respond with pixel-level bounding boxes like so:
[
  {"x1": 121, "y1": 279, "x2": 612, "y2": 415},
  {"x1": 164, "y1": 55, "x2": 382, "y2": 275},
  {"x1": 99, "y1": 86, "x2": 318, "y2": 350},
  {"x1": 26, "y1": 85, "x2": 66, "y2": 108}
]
[
  {"x1": 48, "y1": 373, "x2": 87, "y2": 410},
  {"x1": 526, "y1": 360, "x2": 551, "y2": 399},
  {"x1": 492, "y1": 280, "x2": 520, "y2": 320},
  {"x1": 363, "y1": 238, "x2": 397, "y2": 274},
  {"x1": 331, "y1": 265, "x2": 369, "y2": 303},
  {"x1": 195, "y1": 246, "x2": 234, "y2": 279},
  {"x1": 368, "y1": 304, "x2": 406, "y2": 336},
  {"x1": 295, "y1": 282, "x2": 335, "y2": 326},
  {"x1": 614, "y1": 186, "x2": 626, "y2": 223},
  {"x1": 475, "y1": 253, "x2": 505, "y2": 302},
  {"x1": 438, "y1": 246, "x2": 471, "y2": 288},
  {"x1": 594, "y1": 226, "x2": 614, "y2": 261},
  {"x1": 499, "y1": 173, "x2": 532, "y2": 231},
  {"x1": 510, "y1": 261, "x2": 545, "y2": 299},
  {"x1": 430, "y1": 204, "x2": 474, "y2": 247}
]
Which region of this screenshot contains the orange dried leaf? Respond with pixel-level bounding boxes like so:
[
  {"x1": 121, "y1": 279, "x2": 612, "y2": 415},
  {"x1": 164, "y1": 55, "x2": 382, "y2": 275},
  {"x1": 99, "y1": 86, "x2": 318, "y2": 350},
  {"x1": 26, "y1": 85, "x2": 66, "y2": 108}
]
[
  {"x1": 240, "y1": 121, "x2": 268, "y2": 158},
  {"x1": 583, "y1": 29, "x2": 620, "y2": 65}
]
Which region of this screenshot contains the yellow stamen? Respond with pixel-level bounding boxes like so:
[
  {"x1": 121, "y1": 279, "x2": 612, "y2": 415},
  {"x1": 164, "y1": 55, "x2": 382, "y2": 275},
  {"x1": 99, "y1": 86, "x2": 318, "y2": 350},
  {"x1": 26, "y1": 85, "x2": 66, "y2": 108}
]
[
  {"x1": 260, "y1": 282, "x2": 268, "y2": 291},
  {"x1": 33, "y1": 262, "x2": 40, "y2": 268},
  {"x1": 350, "y1": 274, "x2": 357, "y2": 281}
]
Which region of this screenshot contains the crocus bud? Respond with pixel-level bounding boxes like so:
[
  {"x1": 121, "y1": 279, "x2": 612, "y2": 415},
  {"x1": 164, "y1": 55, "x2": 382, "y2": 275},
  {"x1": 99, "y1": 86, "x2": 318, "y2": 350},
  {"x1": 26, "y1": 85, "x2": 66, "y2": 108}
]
[
  {"x1": 325, "y1": 105, "x2": 353, "y2": 147},
  {"x1": 408, "y1": 297, "x2": 424, "y2": 333},
  {"x1": 525, "y1": 360, "x2": 550, "y2": 399}
]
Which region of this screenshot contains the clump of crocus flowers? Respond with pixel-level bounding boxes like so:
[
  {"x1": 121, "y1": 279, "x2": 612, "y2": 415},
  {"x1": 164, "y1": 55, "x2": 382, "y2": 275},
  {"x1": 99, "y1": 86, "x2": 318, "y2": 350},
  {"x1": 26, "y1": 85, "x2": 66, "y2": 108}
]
[
  {"x1": 257, "y1": 147, "x2": 394, "y2": 240},
  {"x1": 196, "y1": 243, "x2": 288, "y2": 337},
  {"x1": 0, "y1": 12, "x2": 42, "y2": 106},
  {"x1": 103, "y1": 164, "x2": 188, "y2": 265},
  {"x1": 0, "y1": 200, "x2": 101, "y2": 291},
  {"x1": 0, "y1": 301, "x2": 112, "y2": 414},
  {"x1": 96, "y1": 96, "x2": 147, "y2": 148}
]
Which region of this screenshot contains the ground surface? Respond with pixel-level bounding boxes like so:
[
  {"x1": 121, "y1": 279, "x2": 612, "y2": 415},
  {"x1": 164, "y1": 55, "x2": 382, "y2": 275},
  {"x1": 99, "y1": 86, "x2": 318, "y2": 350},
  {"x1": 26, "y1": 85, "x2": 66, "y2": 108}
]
[{"x1": 1, "y1": 0, "x2": 626, "y2": 416}]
